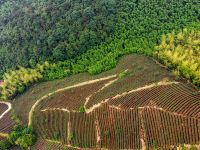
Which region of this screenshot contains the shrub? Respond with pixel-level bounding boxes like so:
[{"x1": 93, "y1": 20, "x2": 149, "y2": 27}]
[
  {"x1": 8, "y1": 125, "x2": 37, "y2": 150},
  {"x1": 79, "y1": 106, "x2": 86, "y2": 113}
]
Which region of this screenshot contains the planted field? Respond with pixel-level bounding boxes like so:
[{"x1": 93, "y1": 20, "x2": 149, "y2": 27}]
[
  {"x1": 13, "y1": 55, "x2": 175, "y2": 124},
  {"x1": 108, "y1": 83, "x2": 200, "y2": 118},
  {"x1": 69, "y1": 112, "x2": 96, "y2": 148},
  {"x1": 142, "y1": 107, "x2": 200, "y2": 148},
  {"x1": 86, "y1": 55, "x2": 175, "y2": 109},
  {"x1": 33, "y1": 110, "x2": 69, "y2": 144},
  {"x1": 33, "y1": 104, "x2": 141, "y2": 149},
  {"x1": 32, "y1": 139, "x2": 79, "y2": 150},
  {"x1": 0, "y1": 112, "x2": 15, "y2": 134},
  {"x1": 12, "y1": 55, "x2": 139, "y2": 124},
  {"x1": 0, "y1": 103, "x2": 8, "y2": 115},
  {"x1": 95, "y1": 104, "x2": 141, "y2": 149},
  {"x1": 39, "y1": 77, "x2": 116, "y2": 111}
]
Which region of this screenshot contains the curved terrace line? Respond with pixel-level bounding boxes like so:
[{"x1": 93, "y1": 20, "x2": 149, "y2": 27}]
[
  {"x1": 28, "y1": 74, "x2": 117, "y2": 126},
  {"x1": 86, "y1": 81, "x2": 179, "y2": 113},
  {"x1": 0, "y1": 101, "x2": 12, "y2": 120}
]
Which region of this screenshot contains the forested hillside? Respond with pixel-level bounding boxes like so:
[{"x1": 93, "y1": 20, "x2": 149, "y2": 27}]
[
  {"x1": 0, "y1": 0, "x2": 199, "y2": 79},
  {"x1": 0, "y1": 0, "x2": 117, "y2": 77}
]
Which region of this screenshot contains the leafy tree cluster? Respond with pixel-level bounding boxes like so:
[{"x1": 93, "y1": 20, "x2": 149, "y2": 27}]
[
  {"x1": 8, "y1": 125, "x2": 37, "y2": 150},
  {"x1": 0, "y1": 62, "x2": 51, "y2": 100},
  {"x1": 0, "y1": 0, "x2": 117, "y2": 78},
  {"x1": 155, "y1": 28, "x2": 200, "y2": 87}
]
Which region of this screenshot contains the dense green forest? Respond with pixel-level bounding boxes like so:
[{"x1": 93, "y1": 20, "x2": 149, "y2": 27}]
[
  {"x1": 0, "y1": 0, "x2": 117, "y2": 77},
  {"x1": 0, "y1": 0, "x2": 199, "y2": 100}
]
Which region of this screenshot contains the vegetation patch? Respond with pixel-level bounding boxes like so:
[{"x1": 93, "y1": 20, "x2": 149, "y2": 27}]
[{"x1": 155, "y1": 28, "x2": 200, "y2": 87}]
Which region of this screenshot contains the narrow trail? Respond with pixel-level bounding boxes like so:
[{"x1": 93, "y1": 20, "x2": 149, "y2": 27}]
[
  {"x1": 139, "y1": 109, "x2": 146, "y2": 150},
  {"x1": 111, "y1": 81, "x2": 179, "y2": 100},
  {"x1": 84, "y1": 78, "x2": 118, "y2": 107},
  {"x1": 0, "y1": 101, "x2": 12, "y2": 120},
  {"x1": 86, "y1": 81, "x2": 179, "y2": 113},
  {"x1": 28, "y1": 74, "x2": 117, "y2": 126},
  {"x1": 41, "y1": 108, "x2": 70, "y2": 112}
]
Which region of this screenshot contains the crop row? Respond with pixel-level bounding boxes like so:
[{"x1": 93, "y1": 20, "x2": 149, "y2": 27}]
[
  {"x1": 0, "y1": 103, "x2": 8, "y2": 115},
  {"x1": 32, "y1": 139, "x2": 79, "y2": 150},
  {"x1": 33, "y1": 104, "x2": 200, "y2": 149},
  {"x1": 108, "y1": 83, "x2": 200, "y2": 118},
  {"x1": 85, "y1": 56, "x2": 175, "y2": 109},
  {"x1": 0, "y1": 112, "x2": 16, "y2": 134},
  {"x1": 38, "y1": 77, "x2": 115, "y2": 111},
  {"x1": 142, "y1": 107, "x2": 200, "y2": 148},
  {"x1": 95, "y1": 103, "x2": 141, "y2": 149},
  {"x1": 69, "y1": 112, "x2": 96, "y2": 148}
]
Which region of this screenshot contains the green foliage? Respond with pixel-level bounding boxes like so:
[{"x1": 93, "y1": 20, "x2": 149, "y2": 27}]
[
  {"x1": 155, "y1": 28, "x2": 200, "y2": 87},
  {"x1": 190, "y1": 146, "x2": 198, "y2": 150},
  {"x1": 79, "y1": 106, "x2": 86, "y2": 113},
  {"x1": 8, "y1": 125, "x2": 36, "y2": 150},
  {"x1": 0, "y1": 0, "x2": 117, "y2": 78},
  {"x1": 118, "y1": 70, "x2": 129, "y2": 79},
  {"x1": 53, "y1": 132, "x2": 60, "y2": 141},
  {"x1": 0, "y1": 64, "x2": 46, "y2": 100},
  {"x1": 0, "y1": 139, "x2": 11, "y2": 150}
]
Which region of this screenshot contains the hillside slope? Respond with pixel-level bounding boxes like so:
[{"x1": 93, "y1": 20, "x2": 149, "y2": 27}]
[{"x1": 9, "y1": 55, "x2": 200, "y2": 149}]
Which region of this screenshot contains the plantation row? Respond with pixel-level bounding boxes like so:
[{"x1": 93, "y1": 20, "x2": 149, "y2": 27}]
[
  {"x1": 142, "y1": 107, "x2": 200, "y2": 148},
  {"x1": 108, "y1": 83, "x2": 200, "y2": 118},
  {"x1": 0, "y1": 112, "x2": 16, "y2": 134},
  {"x1": 95, "y1": 104, "x2": 141, "y2": 149},
  {"x1": 86, "y1": 55, "x2": 175, "y2": 109},
  {"x1": 32, "y1": 104, "x2": 200, "y2": 149},
  {"x1": 0, "y1": 103, "x2": 8, "y2": 115},
  {"x1": 32, "y1": 139, "x2": 79, "y2": 150},
  {"x1": 39, "y1": 77, "x2": 116, "y2": 111}
]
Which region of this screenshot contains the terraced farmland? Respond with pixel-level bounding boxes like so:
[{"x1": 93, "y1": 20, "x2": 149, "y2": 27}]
[
  {"x1": 85, "y1": 55, "x2": 175, "y2": 109},
  {"x1": 11, "y1": 55, "x2": 200, "y2": 149},
  {"x1": 0, "y1": 112, "x2": 16, "y2": 134},
  {"x1": 95, "y1": 104, "x2": 141, "y2": 149},
  {"x1": 33, "y1": 103, "x2": 200, "y2": 149},
  {"x1": 32, "y1": 139, "x2": 79, "y2": 150},
  {"x1": 39, "y1": 77, "x2": 116, "y2": 111},
  {"x1": 0, "y1": 103, "x2": 8, "y2": 115},
  {"x1": 142, "y1": 107, "x2": 200, "y2": 148},
  {"x1": 0, "y1": 103, "x2": 15, "y2": 135},
  {"x1": 108, "y1": 83, "x2": 200, "y2": 118}
]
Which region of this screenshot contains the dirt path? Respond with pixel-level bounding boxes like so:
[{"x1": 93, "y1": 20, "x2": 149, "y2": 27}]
[
  {"x1": 28, "y1": 74, "x2": 117, "y2": 126},
  {"x1": 86, "y1": 81, "x2": 179, "y2": 113},
  {"x1": 139, "y1": 109, "x2": 146, "y2": 150},
  {"x1": 0, "y1": 101, "x2": 12, "y2": 120},
  {"x1": 84, "y1": 78, "x2": 118, "y2": 106}
]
